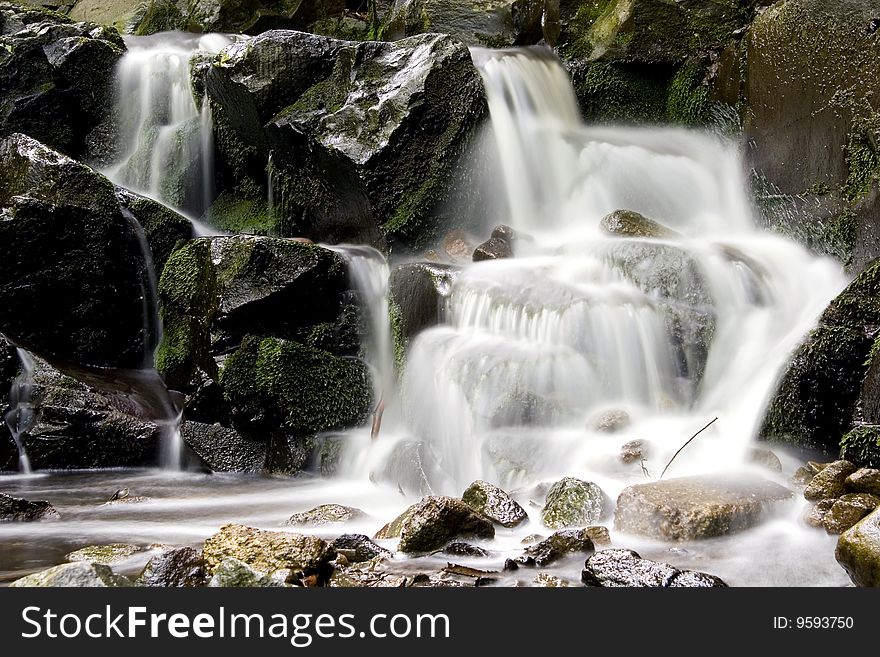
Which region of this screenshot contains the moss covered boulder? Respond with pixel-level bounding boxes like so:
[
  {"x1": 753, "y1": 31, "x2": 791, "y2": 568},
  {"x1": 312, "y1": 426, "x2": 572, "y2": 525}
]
[
  {"x1": 461, "y1": 480, "x2": 528, "y2": 528},
  {"x1": 0, "y1": 4, "x2": 124, "y2": 159},
  {"x1": 803, "y1": 460, "x2": 858, "y2": 501},
  {"x1": 202, "y1": 524, "x2": 334, "y2": 576},
  {"x1": 374, "y1": 496, "x2": 495, "y2": 553},
  {"x1": 10, "y1": 562, "x2": 132, "y2": 587},
  {"x1": 615, "y1": 474, "x2": 792, "y2": 540},
  {"x1": 761, "y1": 260, "x2": 880, "y2": 455},
  {"x1": 541, "y1": 476, "x2": 610, "y2": 529},
  {"x1": 66, "y1": 543, "x2": 144, "y2": 565},
  {"x1": 836, "y1": 506, "x2": 880, "y2": 587},
  {"x1": 186, "y1": 0, "x2": 356, "y2": 35},
  {"x1": 824, "y1": 494, "x2": 880, "y2": 535},
  {"x1": 846, "y1": 468, "x2": 880, "y2": 496},
  {"x1": 601, "y1": 209, "x2": 678, "y2": 239},
  {"x1": 115, "y1": 188, "x2": 194, "y2": 273},
  {"x1": 204, "y1": 30, "x2": 485, "y2": 249}
]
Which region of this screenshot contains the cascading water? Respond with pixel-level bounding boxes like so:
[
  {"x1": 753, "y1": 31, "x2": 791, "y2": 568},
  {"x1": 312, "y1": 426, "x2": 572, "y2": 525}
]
[
  {"x1": 102, "y1": 32, "x2": 235, "y2": 233},
  {"x1": 4, "y1": 348, "x2": 35, "y2": 474}
]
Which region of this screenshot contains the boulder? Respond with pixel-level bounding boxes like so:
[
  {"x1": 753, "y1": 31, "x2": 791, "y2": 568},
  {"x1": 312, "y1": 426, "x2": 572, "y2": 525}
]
[
  {"x1": 461, "y1": 480, "x2": 528, "y2": 528},
  {"x1": 66, "y1": 544, "x2": 144, "y2": 565},
  {"x1": 761, "y1": 260, "x2": 880, "y2": 454},
  {"x1": 615, "y1": 474, "x2": 793, "y2": 541},
  {"x1": 472, "y1": 237, "x2": 513, "y2": 262},
  {"x1": 836, "y1": 507, "x2": 880, "y2": 587},
  {"x1": 600, "y1": 210, "x2": 678, "y2": 239},
  {"x1": 824, "y1": 494, "x2": 880, "y2": 535},
  {"x1": 204, "y1": 30, "x2": 485, "y2": 249},
  {"x1": 137, "y1": 547, "x2": 208, "y2": 587},
  {"x1": 541, "y1": 477, "x2": 609, "y2": 529},
  {"x1": 207, "y1": 557, "x2": 273, "y2": 587},
  {"x1": 804, "y1": 460, "x2": 858, "y2": 501},
  {"x1": 374, "y1": 496, "x2": 495, "y2": 553},
  {"x1": 390, "y1": 262, "x2": 458, "y2": 345},
  {"x1": 520, "y1": 529, "x2": 595, "y2": 567},
  {"x1": 186, "y1": 0, "x2": 358, "y2": 35},
  {"x1": 620, "y1": 439, "x2": 649, "y2": 464},
  {"x1": 0, "y1": 492, "x2": 58, "y2": 521},
  {"x1": 115, "y1": 188, "x2": 194, "y2": 274},
  {"x1": 846, "y1": 468, "x2": 880, "y2": 496},
  {"x1": 841, "y1": 425, "x2": 880, "y2": 470},
  {"x1": 180, "y1": 421, "x2": 266, "y2": 473},
  {"x1": 329, "y1": 534, "x2": 393, "y2": 563},
  {"x1": 67, "y1": 0, "x2": 147, "y2": 33},
  {"x1": 581, "y1": 548, "x2": 727, "y2": 588},
  {"x1": 441, "y1": 542, "x2": 489, "y2": 558},
  {"x1": 202, "y1": 524, "x2": 334, "y2": 576},
  {"x1": 286, "y1": 504, "x2": 365, "y2": 527},
  {"x1": 0, "y1": 5, "x2": 124, "y2": 159},
  {"x1": 805, "y1": 499, "x2": 836, "y2": 529},
  {"x1": 10, "y1": 562, "x2": 132, "y2": 587},
  {"x1": 593, "y1": 408, "x2": 631, "y2": 433}
]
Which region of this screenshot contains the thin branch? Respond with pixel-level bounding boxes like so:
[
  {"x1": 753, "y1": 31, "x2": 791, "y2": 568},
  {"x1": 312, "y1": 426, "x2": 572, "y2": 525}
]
[{"x1": 659, "y1": 417, "x2": 719, "y2": 480}]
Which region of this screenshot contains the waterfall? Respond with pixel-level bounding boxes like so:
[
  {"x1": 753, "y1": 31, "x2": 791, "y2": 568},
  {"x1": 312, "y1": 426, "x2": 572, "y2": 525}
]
[
  {"x1": 102, "y1": 32, "x2": 235, "y2": 228},
  {"x1": 4, "y1": 348, "x2": 35, "y2": 473},
  {"x1": 344, "y1": 47, "x2": 848, "y2": 496}
]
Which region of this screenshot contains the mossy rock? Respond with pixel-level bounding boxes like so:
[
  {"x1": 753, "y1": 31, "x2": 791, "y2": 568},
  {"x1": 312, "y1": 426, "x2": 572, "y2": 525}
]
[
  {"x1": 841, "y1": 426, "x2": 880, "y2": 470},
  {"x1": 202, "y1": 523, "x2": 333, "y2": 575},
  {"x1": 804, "y1": 460, "x2": 858, "y2": 501},
  {"x1": 461, "y1": 480, "x2": 527, "y2": 528},
  {"x1": 65, "y1": 543, "x2": 144, "y2": 565},
  {"x1": 600, "y1": 209, "x2": 678, "y2": 239},
  {"x1": 374, "y1": 496, "x2": 495, "y2": 553},
  {"x1": 116, "y1": 187, "x2": 194, "y2": 272},
  {"x1": 286, "y1": 504, "x2": 366, "y2": 527},
  {"x1": 137, "y1": 546, "x2": 208, "y2": 587},
  {"x1": 836, "y1": 507, "x2": 880, "y2": 587},
  {"x1": 542, "y1": 477, "x2": 610, "y2": 529},
  {"x1": 10, "y1": 562, "x2": 132, "y2": 587}
]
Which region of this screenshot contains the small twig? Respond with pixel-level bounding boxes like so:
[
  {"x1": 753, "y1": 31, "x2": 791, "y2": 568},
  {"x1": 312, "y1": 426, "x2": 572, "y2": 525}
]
[
  {"x1": 659, "y1": 417, "x2": 719, "y2": 480},
  {"x1": 640, "y1": 459, "x2": 651, "y2": 480}
]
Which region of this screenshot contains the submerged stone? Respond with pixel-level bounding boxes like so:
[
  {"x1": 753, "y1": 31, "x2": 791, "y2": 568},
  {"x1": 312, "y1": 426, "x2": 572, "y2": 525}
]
[
  {"x1": 582, "y1": 549, "x2": 727, "y2": 588},
  {"x1": 541, "y1": 477, "x2": 609, "y2": 529},
  {"x1": 615, "y1": 474, "x2": 792, "y2": 541},
  {"x1": 374, "y1": 496, "x2": 495, "y2": 554},
  {"x1": 836, "y1": 507, "x2": 880, "y2": 587},
  {"x1": 66, "y1": 544, "x2": 143, "y2": 565},
  {"x1": 461, "y1": 480, "x2": 528, "y2": 528},
  {"x1": 10, "y1": 562, "x2": 131, "y2": 587}
]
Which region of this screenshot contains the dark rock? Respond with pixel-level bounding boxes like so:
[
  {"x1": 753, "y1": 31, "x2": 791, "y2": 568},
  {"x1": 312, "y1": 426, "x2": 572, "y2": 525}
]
[
  {"x1": 620, "y1": 439, "x2": 649, "y2": 464},
  {"x1": 137, "y1": 547, "x2": 208, "y2": 587},
  {"x1": 66, "y1": 543, "x2": 143, "y2": 565},
  {"x1": 846, "y1": 468, "x2": 880, "y2": 496},
  {"x1": 10, "y1": 562, "x2": 132, "y2": 587},
  {"x1": 286, "y1": 504, "x2": 365, "y2": 527},
  {"x1": 0, "y1": 492, "x2": 58, "y2": 521},
  {"x1": 329, "y1": 534, "x2": 393, "y2": 563},
  {"x1": 202, "y1": 524, "x2": 334, "y2": 576},
  {"x1": 441, "y1": 542, "x2": 489, "y2": 558},
  {"x1": 389, "y1": 262, "x2": 458, "y2": 344},
  {"x1": 0, "y1": 5, "x2": 124, "y2": 159},
  {"x1": 600, "y1": 209, "x2": 678, "y2": 239},
  {"x1": 473, "y1": 237, "x2": 513, "y2": 262},
  {"x1": 541, "y1": 477, "x2": 609, "y2": 529},
  {"x1": 836, "y1": 507, "x2": 880, "y2": 587},
  {"x1": 185, "y1": 0, "x2": 353, "y2": 35},
  {"x1": 841, "y1": 425, "x2": 880, "y2": 469},
  {"x1": 520, "y1": 529, "x2": 595, "y2": 567},
  {"x1": 115, "y1": 188, "x2": 193, "y2": 273},
  {"x1": 374, "y1": 496, "x2": 495, "y2": 554},
  {"x1": 804, "y1": 460, "x2": 858, "y2": 501},
  {"x1": 824, "y1": 494, "x2": 880, "y2": 535},
  {"x1": 461, "y1": 480, "x2": 528, "y2": 528},
  {"x1": 180, "y1": 421, "x2": 265, "y2": 473},
  {"x1": 582, "y1": 548, "x2": 727, "y2": 588},
  {"x1": 615, "y1": 474, "x2": 793, "y2": 540},
  {"x1": 0, "y1": 134, "x2": 155, "y2": 370}
]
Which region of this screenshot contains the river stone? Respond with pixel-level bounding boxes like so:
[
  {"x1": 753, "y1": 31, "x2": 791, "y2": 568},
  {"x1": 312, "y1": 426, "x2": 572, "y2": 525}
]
[
  {"x1": 534, "y1": 573, "x2": 569, "y2": 587},
  {"x1": 329, "y1": 534, "x2": 393, "y2": 563},
  {"x1": 66, "y1": 544, "x2": 144, "y2": 565},
  {"x1": 620, "y1": 439, "x2": 650, "y2": 464},
  {"x1": 806, "y1": 499, "x2": 836, "y2": 529},
  {"x1": 836, "y1": 507, "x2": 880, "y2": 587},
  {"x1": 374, "y1": 496, "x2": 495, "y2": 554},
  {"x1": 600, "y1": 210, "x2": 678, "y2": 239},
  {"x1": 846, "y1": 469, "x2": 880, "y2": 496},
  {"x1": 10, "y1": 562, "x2": 132, "y2": 587},
  {"x1": 442, "y1": 542, "x2": 489, "y2": 558},
  {"x1": 202, "y1": 524, "x2": 333, "y2": 575},
  {"x1": 462, "y1": 480, "x2": 528, "y2": 528},
  {"x1": 615, "y1": 474, "x2": 793, "y2": 541},
  {"x1": 473, "y1": 237, "x2": 513, "y2": 262},
  {"x1": 0, "y1": 492, "x2": 59, "y2": 521},
  {"x1": 286, "y1": 504, "x2": 365, "y2": 527},
  {"x1": 520, "y1": 529, "x2": 595, "y2": 567},
  {"x1": 180, "y1": 421, "x2": 266, "y2": 473},
  {"x1": 748, "y1": 447, "x2": 782, "y2": 472},
  {"x1": 541, "y1": 477, "x2": 609, "y2": 529},
  {"x1": 792, "y1": 466, "x2": 815, "y2": 486},
  {"x1": 207, "y1": 557, "x2": 273, "y2": 588},
  {"x1": 581, "y1": 549, "x2": 727, "y2": 588},
  {"x1": 137, "y1": 547, "x2": 208, "y2": 587},
  {"x1": 824, "y1": 494, "x2": 880, "y2": 535},
  {"x1": 593, "y1": 409, "x2": 631, "y2": 433},
  {"x1": 804, "y1": 460, "x2": 858, "y2": 501},
  {"x1": 389, "y1": 262, "x2": 458, "y2": 345}
]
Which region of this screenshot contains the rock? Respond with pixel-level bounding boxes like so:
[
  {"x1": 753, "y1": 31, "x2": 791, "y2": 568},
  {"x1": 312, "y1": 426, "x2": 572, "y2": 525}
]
[
  {"x1": 207, "y1": 557, "x2": 273, "y2": 587},
  {"x1": 180, "y1": 421, "x2": 266, "y2": 473},
  {"x1": 748, "y1": 447, "x2": 782, "y2": 472},
  {"x1": 329, "y1": 557, "x2": 409, "y2": 588},
  {"x1": 620, "y1": 439, "x2": 649, "y2": 464},
  {"x1": 841, "y1": 425, "x2": 880, "y2": 470},
  {"x1": 615, "y1": 474, "x2": 793, "y2": 541},
  {"x1": 792, "y1": 466, "x2": 815, "y2": 486},
  {"x1": 385, "y1": 0, "x2": 553, "y2": 47},
  {"x1": 806, "y1": 499, "x2": 836, "y2": 529},
  {"x1": 374, "y1": 496, "x2": 495, "y2": 554},
  {"x1": 66, "y1": 544, "x2": 143, "y2": 565},
  {"x1": 329, "y1": 534, "x2": 393, "y2": 563},
  {"x1": 115, "y1": 188, "x2": 193, "y2": 273},
  {"x1": 520, "y1": 529, "x2": 595, "y2": 567},
  {"x1": 541, "y1": 477, "x2": 609, "y2": 529},
  {"x1": 461, "y1": 480, "x2": 528, "y2": 528},
  {"x1": 0, "y1": 6, "x2": 124, "y2": 159},
  {"x1": 202, "y1": 524, "x2": 334, "y2": 576},
  {"x1": 762, "y1": 261, "x2": 880, "y2": 455},
  {"x1": 824, "y1": 494, "x2": 880, "y2": 535},
  {"x1": 473, "y1": 237, "x2": 513, "y2": 262},
  {"x1": 10, "y1": 562, "x2": 132, "y2": 587},
  {"x1": 600, "y1": 210, "x2": 678, "y2": 239},
  {"x1": 316, "y1": 434, "x2": 346, "y2": 476},
  {"x1": 389, "y1": 262, "x2": 459, "y2": 345},
  {"x1": 581, "y1": 548, "x2": 727, "y2": 588},
  {"x1": 804, "y1": 460, "x2": 858, "y2": 501},
  {"x1": 847, "y1": 468, "x2": 880, "y2": 496},
  {"x1": 490, "y1": 390, "x2": 569, "y2": 428},
  {"x1": 137, "y1": 547, "x2": 208, "y2": 587},
  {"x1": 0, "y1": 492, "x2": 58, "y2": 521},
  {"x1": 593, "y1": 409, "x2": 631, "y2": 433},
  {"x1": 286, "y1": 504, "x2": 365, "y2": 527},
  {"x1": 836, "y1": 507, "x2": 880, "y2": 586},
  {"x1": 68, "y1": 0, "x2": 148, "y2": 33},
  {"x1": 441, "y1": 542, "x2": 489, "y2": 558},
  {"x1": 376, "y1": 440, "x2": 436, "y2": 496},
  {"x1": 204, "y1": 30, "x2": 485, "y2": 249},
  {"x1": 521, "y1": 533, "x2": 545, "y2": 545},
  {"x1": 582, "y1": 526, "x2": 611, "y2": 546},
  {"x1": 185, "y1": 0, "x2": 352, "y2": 35},
  {"x1": 534, "y1": 573, "x2": 569, "y2": 587},
  {"x1": 0, "y1": 134, "x2": 156, "y2": 370}
]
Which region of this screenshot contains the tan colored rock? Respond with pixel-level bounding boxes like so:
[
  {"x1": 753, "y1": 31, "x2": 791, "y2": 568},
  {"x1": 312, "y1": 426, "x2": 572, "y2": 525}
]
[{"x1": 202, "y1": 524, "x2": 332, "y2": 575}]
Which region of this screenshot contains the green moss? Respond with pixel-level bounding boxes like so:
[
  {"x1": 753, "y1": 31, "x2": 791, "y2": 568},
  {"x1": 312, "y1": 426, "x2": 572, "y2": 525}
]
[
  {"x1": 575, "y1": 62, "x2": 670, "y2": 124},
  {"x1": 206, "y1": 193, "x2": 275, "y2": 236},
  {"x1": 841, "y1": 426, "x2": 880, "y2": 468},
  {"x1": 845, "y1": 125, "x2": 880, "y2": 203},
  {"x1": 388, "y1": 296, "x2": 406, "y2": 373},
  {"x1": 220, "y1": 336, "x2": 372, "y2": 434},
  {"x1": 134, "y1": 0, "x2": 185, "y2": 36},
  {"x1": 666, "y1": 60, "x2": 712, "y2": 125},
  {"x1": 310, "y1": 17, "x2": 371, "y2": 42}
]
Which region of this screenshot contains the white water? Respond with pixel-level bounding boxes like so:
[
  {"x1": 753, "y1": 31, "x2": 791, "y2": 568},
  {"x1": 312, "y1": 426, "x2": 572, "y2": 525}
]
[
  {"x1": 102, "y1": 32, "x2": 235, "y2": 233},
  {"x1": 4, "y1": 348, "x2": 35, "y2": 474}
]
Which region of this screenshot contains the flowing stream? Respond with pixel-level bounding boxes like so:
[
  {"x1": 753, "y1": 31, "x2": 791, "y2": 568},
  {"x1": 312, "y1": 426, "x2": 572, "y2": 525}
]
[{"x1": 0, "y1": 44, "x2": 855, "y2": 586}]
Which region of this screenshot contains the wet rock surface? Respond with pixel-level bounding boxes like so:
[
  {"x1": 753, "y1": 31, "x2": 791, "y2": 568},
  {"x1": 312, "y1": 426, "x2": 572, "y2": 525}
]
[
  {"x1": 286, "y1": 504, "x2": 365, "y2": 527},
  {"x1": 541, "y1": 477, "x2": 609, "y2": 529},
  {"x1": 804, "y1": 460, "x2": 859, "y2": 501},
  {"x1": 66, "y1": 543, "x2": 143, "y2": 565},
  {"x1": 10, "y1": 561, "x2": 132, "y2": 587},
  {"x1": 836, "y1": 507, "x2": 880, "y2": 587},
  {"x1": 461, "y1": 480, "x2": 527, "y2": 528},
  {"x1": 329, "y1": 534, "x2": 393, "y2": 563},
  {"x1": 582, "y1": 549, "x2": 727, "y2": 588},
  {"x1": 0, "y1": 492, "x2": 58, "y2": 521},
  {"x1": 137, "y1": 547, "x2": 208, "y2": 587},
  {"x1": 824, "y1": 494, "x2": 880, "y2": 535},
  {"x1": 202, "y1": 524, "x2": 334, "y2": 576},
  {"x1": 519, "y1": 529, "x2": 595, "y2": 567},
  {"x1": 374, "y1": 496, "x2": 495, "y2": 554}
]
